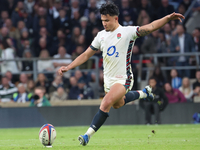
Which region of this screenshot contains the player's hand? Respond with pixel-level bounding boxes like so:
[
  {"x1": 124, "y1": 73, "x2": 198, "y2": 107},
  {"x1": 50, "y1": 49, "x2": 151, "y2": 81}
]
[
  {"x1": 58, "y1": 66, "x2": 68, "y2": 76},
  {"x1": 168, "y1": 12, "x2": 185, "y2": 22}
]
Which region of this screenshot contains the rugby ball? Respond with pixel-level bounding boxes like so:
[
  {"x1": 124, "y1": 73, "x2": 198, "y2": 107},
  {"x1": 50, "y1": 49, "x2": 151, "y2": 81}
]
[{"x1": 39, "y1": 124, "x2": 56, "y2": 146}]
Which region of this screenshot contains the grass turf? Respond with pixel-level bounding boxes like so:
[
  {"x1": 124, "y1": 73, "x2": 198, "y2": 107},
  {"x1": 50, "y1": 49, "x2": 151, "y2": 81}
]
[{"x1": 0, "y1": 124, "x2": 199, "y2": 150}]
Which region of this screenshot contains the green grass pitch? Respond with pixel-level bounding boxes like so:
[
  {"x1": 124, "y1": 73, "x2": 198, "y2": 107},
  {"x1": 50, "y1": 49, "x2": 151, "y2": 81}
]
[{"x1": 0, "y1": 124, "x2": 200, "y2": 150}]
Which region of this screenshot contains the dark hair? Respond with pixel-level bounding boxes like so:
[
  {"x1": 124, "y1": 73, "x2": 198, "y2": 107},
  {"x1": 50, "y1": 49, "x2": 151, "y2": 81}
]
[
  {"x1": 100, "y1": 2, "x2": 119, "y2": 16},
  {"x1": 148, "y1": 76, "x2": 157, "y2": 82},
  {"x1": 195, "y1": 27, "x2": 200, "y2": 32},
  {"x1": 177, "y1": 23, "x2": 186, "y2": 32},
  {"x1": 1, "y1": 38, "x2": 10, "y2": 49}
]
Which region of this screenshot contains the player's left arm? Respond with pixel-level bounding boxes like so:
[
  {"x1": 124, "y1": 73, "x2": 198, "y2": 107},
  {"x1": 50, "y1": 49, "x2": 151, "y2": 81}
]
[{"x1": 138, "y1": 12, "x2": 185, "y2": 37}]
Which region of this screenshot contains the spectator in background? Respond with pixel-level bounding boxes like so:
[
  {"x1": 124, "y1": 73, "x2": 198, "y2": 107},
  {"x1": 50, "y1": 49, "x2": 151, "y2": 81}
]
[
  {"x1": 164, "y1": 82, "x2": 186, "y2": 103},
  {"x1": 141, "y1": 30, "x2": 162, "y2": 75},
  {"x1": 13, "y1": 83, "x2": 32, "y2": 103},
  {"x1": 24, "y1": 0, "x2": 35, "y2": 15},
  {"x1": 4, "y1": 19, "x2": 17, "y2": 41},
  {"x1": 33, "y1": 7, "x2": 52, "y2": 35},
  {"x1": 68, "y1": 76, "x2": 80, "y2": 100},
  {"x1": 157, "y1": 0, "x2": 174, "y2": 19},
  {"x1": 179, "y1": 77, "x2": 193, "y2": 102},
  {"x1": 193, "y1": 0, "x2": 200, "y2": 12},
  {"x1": 137, "y1": 0, "x2": 154, "y2": 20},
  {"x1": 49, "y1": 0, "x2": 62, "y2": 20},
  {"x1": 36, "y1": 0, "x2": 52, "y2": 9},
  {"x1": 193, "y1": 112, "x2": 200, "y2": 124},
  {"x1": 118, "y1": 0, "x2": 137, "y2": 25},
  {"x1": 52, "y1": 29, "x2": 68, "y2": 56},
  {"x1": 19, "y1": 73, "x2": 29, "y2": 89},
  {"x1": 35, "y1": 37, "x2": 49, "y2": 57},
  {"x1": 74, "y1": 70, "x2": 84, "y2": 82},
  {"x1": 0, "y1": 76, "x2": 18, "y2": 102},
  {"x1": 50, "y1": 85, "x2": 68, "y2": 101},
  {"x1": 27, "y1": 79, "x2": 35, "y2": 94},
  {"x1": 77, "y1": 35, "x2": 87, "y2": 49},
  {"x1": 67, "y1": 26, "x2": 81, "y2": 54},
  {"x1": 71, "y1": 11, "x2": 81, "y2": 27},
  {"x1": 180, "y1": 0, "x2": 191, "y2": 10},
  {"x1": 122, "y1": 11, "x2": 134, "y2": 26},
  {"x1": 79, "y1": 16, "x2": 90, "y2": 37},
  {"x1": 49, "y1": 75, "x2": 68, "y2": 96},
  {"x1": 87, "y1": 11, "x2": 101, "y2": 30},
  {"x1": 71, "y1": 26, "x2": 81, "y2": 45},
  {"x1": 140, "y1": 77, "x2": 168, "y2": 124},
  {"x1": 5, "y1": 71, "x2": 14, "y2": 86},
  {"x1": 53, "y1": 46, "x2": 72, "y2": 78},
  {"x1": 0, "y1": 0, "x2": 16, "y2": 17},
  {"x1": 18, "y1": 30, "x2": 33, "y2": 54},
  {"x1": 0, "y1": 38, "x2": 19, "y2": 74},
  {"x1": 77, "y1": 77, "x2": 94, "y2": 100},
  {"x1": 0, "y1": 26, "x2": 10, "y2": 41},
  {"x1": 170, "y1": 24, "x2": 195, "y2": 77},
  {"x1": 35, "y1": 73, "x2": 50, "y2": 93},
  {"x1": 34, "y1": 27, "x2": 52, "y2": 56},
  {"x1": 70, "y1": 0, "x2": 85, "y2": 19},
  {"x1": 137, "y1": 10, "x2": 151, "y2": 27},
  {"x1": 22, "y1": 49, "x2": 33, "y2": 75},
  {"x1": 11, "y1": 1, "x2": 25, "y2": 27},
  {"x1": 37, "y1": 49, "x2": 54, "y2": 73},
  {"x1": 30, "y1": 86, "x2": 51, "y2": 107},
  {"x1": 163, "y1": 23, "x2": 172, "y2": 45},
  {"x1": 170, "y1": 20, "x2": 177, "y2": 34},
  {"x1": 0, "y1": 11, "x2": 9, "y2": 28},
  {"x1": 52, "y1": 8, "x2": 71, "y2": 37},
  {"x1": 177, "y1": 4, "x2": 186, "y2": 16},
  {"x1": 192, "y1": 27, "x2": 200, "y2": 52},
  {"x1": 151, "y1": 65, "x2": 166, "y2": 88},
  {"x1": 170, "y1": 69, "x2": 182, "y2": 89},
  {"x1": 193, "y1": 70, "x2": 200, "y2": 90},
  {"x1": 84, "y1": 0, "x2": 99, "y2": 18}
]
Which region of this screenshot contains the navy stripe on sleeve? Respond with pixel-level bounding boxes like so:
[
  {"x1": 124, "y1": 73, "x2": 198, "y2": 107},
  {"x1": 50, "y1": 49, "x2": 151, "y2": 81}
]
[{"x1": 90, "y1": 45, "x2": 99, "y2": 51}]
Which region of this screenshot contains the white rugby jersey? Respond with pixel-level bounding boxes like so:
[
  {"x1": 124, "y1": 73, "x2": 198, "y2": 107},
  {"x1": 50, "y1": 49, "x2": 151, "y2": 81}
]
[{"x1": 90, "y1": 25, "x2": 140, "y2": 85}]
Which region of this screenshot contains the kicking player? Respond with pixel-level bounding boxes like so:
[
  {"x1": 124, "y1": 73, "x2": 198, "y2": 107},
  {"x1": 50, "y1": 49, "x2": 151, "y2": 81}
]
[{"x1": 58, "y1": 2, "x2": 184, "y2": 146}]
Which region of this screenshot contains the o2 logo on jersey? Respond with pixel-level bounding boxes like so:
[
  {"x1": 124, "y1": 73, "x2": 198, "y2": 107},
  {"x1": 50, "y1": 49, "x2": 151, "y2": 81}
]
[{"x1": 107, "y1": 46, "x2": 119, "y2": 57}]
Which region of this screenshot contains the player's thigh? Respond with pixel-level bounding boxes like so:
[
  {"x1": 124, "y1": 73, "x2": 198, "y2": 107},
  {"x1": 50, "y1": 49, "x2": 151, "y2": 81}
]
[{"x1": 100, "y1": 83, "x2": 126, "y2": 111}]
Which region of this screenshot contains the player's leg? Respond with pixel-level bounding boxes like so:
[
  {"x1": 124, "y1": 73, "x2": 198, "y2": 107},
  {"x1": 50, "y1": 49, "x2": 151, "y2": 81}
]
[
  {"x1": 78, "y1": 83, "x2": 126, "y2": 146},
  {"x1": 112, "y1": 85, "x2": 154, "y2": 109}
]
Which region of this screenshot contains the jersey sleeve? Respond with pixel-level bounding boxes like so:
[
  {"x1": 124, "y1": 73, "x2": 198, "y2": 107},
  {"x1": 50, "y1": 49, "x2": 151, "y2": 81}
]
[
  {"x1": 90, "y1": 32, "x2": 100, "y2": 51},
  {"x1": 128, "y1": 26, "x2": 141, "y2": 40}
]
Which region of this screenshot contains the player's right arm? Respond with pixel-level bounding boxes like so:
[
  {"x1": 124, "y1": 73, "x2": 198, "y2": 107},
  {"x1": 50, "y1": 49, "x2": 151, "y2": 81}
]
[{"x1": 58, "y1": 47, "x2": 96, "y2": 76}]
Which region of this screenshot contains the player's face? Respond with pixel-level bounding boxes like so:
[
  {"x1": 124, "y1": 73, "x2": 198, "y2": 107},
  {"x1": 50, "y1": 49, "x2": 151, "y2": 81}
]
[{"x1": 101, "y1": 14, "x2": 118, "y2": 32}]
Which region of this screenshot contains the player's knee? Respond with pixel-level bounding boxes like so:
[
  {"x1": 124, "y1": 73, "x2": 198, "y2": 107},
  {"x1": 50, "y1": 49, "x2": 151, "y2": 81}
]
[{"x1": 100, "y1": 100, "x2": 113, "y2": 112}]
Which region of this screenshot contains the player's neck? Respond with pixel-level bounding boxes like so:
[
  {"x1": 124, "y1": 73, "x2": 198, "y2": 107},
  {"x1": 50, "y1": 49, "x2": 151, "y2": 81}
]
[{"x1": 111, "y1": 23, "x2": 120, "y2": 32}]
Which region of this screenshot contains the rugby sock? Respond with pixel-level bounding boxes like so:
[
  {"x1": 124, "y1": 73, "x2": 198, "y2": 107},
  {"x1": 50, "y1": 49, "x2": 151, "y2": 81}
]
[
  {"x1": 137, "y1": 90, "x2": 147, "y2": 99},
  {"x1": 124, "y1": 91, "x2": 140, "y2": 105},
  {"x1": 86, "y1": 109, "x2": 109, "y2": 138}
]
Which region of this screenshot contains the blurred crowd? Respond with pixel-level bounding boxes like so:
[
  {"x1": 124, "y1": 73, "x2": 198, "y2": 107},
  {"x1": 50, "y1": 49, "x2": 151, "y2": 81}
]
[{"x1": 0, "y1": 0, "x2": 200, "y2": 106}]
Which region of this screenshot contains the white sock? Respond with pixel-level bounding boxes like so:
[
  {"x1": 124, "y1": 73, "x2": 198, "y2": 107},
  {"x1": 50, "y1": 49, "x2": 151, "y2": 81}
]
[
  {"x1": 85, "y1": 127, "x2": 95, "y2": 139},
  {"x1": 137, "y1": 90, "x2": 147, "y2": 99}
]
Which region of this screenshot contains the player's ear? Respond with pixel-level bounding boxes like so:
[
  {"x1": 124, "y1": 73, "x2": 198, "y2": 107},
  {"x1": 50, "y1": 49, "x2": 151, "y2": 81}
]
[{"x1": 114, "y1": 16, "x2": 118, "y2": 22}]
